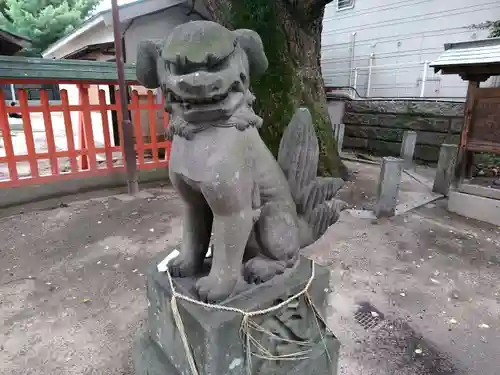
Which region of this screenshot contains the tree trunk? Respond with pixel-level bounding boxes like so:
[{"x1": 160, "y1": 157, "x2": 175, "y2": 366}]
[{"x1": 202, "y1": 0, "x2": 348, "y2": 179}]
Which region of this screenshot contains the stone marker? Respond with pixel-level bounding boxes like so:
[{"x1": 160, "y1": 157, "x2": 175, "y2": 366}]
[
  {"x1": 432, "y1": 144, "x2": 458, "y2": 196},
  {"x1": 400, "y1": 130, "x2": 417, "y2": 169},
  {"x1": 133, "y1": 20, "x2": 344, "y2": 374},
  {"x1": 375, "y1": 157, "x2": 404, "y2": 217},
  {"x1": 332, "y1": 123, "x2": 345, "y2": 153}
]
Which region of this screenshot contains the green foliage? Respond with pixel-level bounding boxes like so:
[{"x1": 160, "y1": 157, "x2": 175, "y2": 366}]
[
  {"x1": 488, "y1": 21, "x2": 500, "y2": 38},
  {"x1": 470, "y1": 20, "x2": 500, "y2": 38},
  {"x1": 0, "y1": 0, "x2": 100, "y2": 55}
]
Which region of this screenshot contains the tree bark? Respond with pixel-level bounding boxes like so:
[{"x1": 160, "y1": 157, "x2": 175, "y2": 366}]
[{"x1": 201, "y1": 0, "x2": 348, "y2": 178}]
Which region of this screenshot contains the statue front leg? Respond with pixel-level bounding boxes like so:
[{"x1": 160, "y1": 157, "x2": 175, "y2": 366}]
[
  {"x1": 169, "y1": 172, "x2": 213, "y2": 277},
  {"x1": 196, "y1": 179, "x2": 254, "y2": 302}
]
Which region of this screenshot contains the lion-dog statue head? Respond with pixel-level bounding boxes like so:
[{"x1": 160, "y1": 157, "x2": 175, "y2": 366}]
[{"x1": 136, "y1": 21, "x2": 269, "y2": 138}]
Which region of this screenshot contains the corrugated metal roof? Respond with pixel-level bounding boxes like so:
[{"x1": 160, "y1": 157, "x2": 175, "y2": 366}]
[{"x1": 430, "y1": 37, "x2": 500, "y2": 68}]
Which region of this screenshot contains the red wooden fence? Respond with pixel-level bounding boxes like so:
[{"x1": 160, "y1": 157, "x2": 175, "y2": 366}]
[{"x1": 0, "y1": 84, "x2": 170, "y2": 188}]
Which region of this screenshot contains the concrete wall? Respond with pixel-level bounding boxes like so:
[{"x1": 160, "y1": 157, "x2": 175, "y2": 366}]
[
  {"x1": 321, "y1": 0, "x2": 499, "y2": 99},
  {"x1": 339, "y1": 99, "x2": 465, "y2": 162}
]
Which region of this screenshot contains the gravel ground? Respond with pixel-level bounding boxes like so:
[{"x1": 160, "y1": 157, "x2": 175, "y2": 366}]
[{"x1": 1, "y1": 161, "x2": 499, "y2": 374}]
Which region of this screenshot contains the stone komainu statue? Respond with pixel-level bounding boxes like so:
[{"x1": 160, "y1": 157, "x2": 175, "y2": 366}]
[{"x1": 136, "y1": 21, "x2": 346, "y2": 303}]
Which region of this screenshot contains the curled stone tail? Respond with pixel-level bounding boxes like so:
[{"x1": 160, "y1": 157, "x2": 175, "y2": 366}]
[{"x1": 278, "y1": 108, "x2": 346, "y2": 241}]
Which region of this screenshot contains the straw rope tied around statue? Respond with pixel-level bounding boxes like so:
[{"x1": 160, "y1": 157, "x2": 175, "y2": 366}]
[{"x1": 158, "y1": 251, "x2": 333, "y2": 375}]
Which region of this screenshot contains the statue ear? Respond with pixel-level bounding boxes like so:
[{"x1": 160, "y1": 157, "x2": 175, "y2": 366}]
[
  {"x1": 136, "y1": 40, "x2": 161, "y2": 89},
  {"x1": 233, "y1": 29, "x2": 268, "y2": 77}
]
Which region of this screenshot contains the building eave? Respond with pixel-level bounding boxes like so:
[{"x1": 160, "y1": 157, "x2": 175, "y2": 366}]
[
  {"x1": 42, "y1": 0, "x2": 187, "y2": 59},
  {"x1": 42, "y1": 15, "x2": 105, "y2": 58},
  {"x1": 0, "y1": 28, "x2": 32, "y2": 55},
  {"x1": 430, "y1": 37, "x2": 500, "y2": 76}
]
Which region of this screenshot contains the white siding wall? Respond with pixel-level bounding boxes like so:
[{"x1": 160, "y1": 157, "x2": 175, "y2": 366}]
[{"x1": 321, "y1": 0, "x2": 500, "y2": 99}]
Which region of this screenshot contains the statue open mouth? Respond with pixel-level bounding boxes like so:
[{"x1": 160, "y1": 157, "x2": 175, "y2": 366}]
[
  {"x1": 165, "y1": 79, "x2": 243, "y2": 105},
  {"x1": 167, "y1": 90, "x2": 230, "y2": 106},
  {"x1": 166, "y1": 83, "x2": 246, "y2": 122}
]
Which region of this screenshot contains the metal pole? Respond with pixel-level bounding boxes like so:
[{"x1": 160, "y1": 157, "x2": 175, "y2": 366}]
[
  {"x1": 353, "y1": 68, "x2": 358, "y2": 98},
  {"x1": 367, "y1": 53, "x2": 374, "y2": 97},
  {"x1": 111, "y1": 0, "x2": 139, "y2": 195},
  {"x1": 10, "y1": 84, "x2": 16, "y2": 102},
  {"x1": 420, "y1": 60, "x2": 429, "y2": 98}
]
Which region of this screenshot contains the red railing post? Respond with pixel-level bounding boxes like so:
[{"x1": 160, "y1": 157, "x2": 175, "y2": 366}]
[
  {"x1": 40, "y1": 91, "x2": 59, "y2": 176},
  {"x1": 98, "y1": 89, "x2": 114, "y2": 169},
  {"x1": 0, "y1": 91, "x2": 19, "y2": 181},
  {"x1": 147, "y1": 91, "x2": 159, "y2": 163},
  {"x1": 131, "y1": 90, "x2": 144, "y2": 166},
  {"x1": 78, "y1": 83, "x2": 98, "y2": 171},
  {"x1": 0, "y1": 79, "x2": 170, "y2": 189},
  {"x1": 18, "y1": 89, "x2": 39, "y2": 178},
  {"x1": 60, "y1": 89, "x2": 79, "y2": 173}
]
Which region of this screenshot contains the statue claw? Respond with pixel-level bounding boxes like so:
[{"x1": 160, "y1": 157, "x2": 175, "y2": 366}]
[
  {"x1": 244, "y1": 257, "x2": 293, "y2": 285},
  {"x1": 195, "y1": 275, "x2": 237, "y2": 303},
  {"x1": 168, "y1": 255, "x2": 201, "y2": 277}
]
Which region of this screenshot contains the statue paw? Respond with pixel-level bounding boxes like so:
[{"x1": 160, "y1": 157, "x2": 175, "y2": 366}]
[
  {"x1": 244, "y1": 257, "x2": 294, "y2": 284},
  {"x1": 168, "y1": 255, "x2": 201, "y2": 277},
  {"x1": 195, "y1": 275, "x2": 236, "y2": 303}
]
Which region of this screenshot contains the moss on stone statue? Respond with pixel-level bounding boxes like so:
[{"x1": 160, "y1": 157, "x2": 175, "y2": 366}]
[{"x1": 227, "y1": 0, "x2": 299, "y2": 157}]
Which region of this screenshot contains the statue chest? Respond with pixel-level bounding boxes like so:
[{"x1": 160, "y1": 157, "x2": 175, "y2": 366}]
[{"x1": 169, "y1": 127, "x2": 251, "y2": 183}]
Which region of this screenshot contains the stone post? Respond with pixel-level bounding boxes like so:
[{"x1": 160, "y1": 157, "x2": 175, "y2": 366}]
[
  {"x1": 432, "y1": 144, "x2": 458, "y2": 196},
  {"x1": 400, "y1": 131, "x2": 417, "y2": 169},
  {"x1": 333, "y1": 123, "x2": 345, "y2": 153},
  {"x1": 375, "y1": 157, "x2": 404, "y2": 217}
]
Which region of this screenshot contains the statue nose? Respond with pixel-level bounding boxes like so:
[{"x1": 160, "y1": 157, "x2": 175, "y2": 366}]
[{"x1": 177, "y1": 74, "x2": 223, "y2": 96}]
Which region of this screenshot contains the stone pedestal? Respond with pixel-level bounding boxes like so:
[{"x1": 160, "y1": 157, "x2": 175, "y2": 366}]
[{"x1": 133, "y1": 256, "x2": 340, "y2": 375}]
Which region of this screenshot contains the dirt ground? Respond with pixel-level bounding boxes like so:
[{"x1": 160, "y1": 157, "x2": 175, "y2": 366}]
[{"x1": 1, "y1": 161, "x2": 499, "y2": 375}]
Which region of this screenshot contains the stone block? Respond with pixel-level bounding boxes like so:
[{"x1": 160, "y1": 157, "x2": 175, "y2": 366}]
[
  {"x1": 458, "y1": 183, "x2": 500, "y2": 201},
  {"x1": 432, "y1": 144, "x2": 458, "y2": 196},
  {"x1": 343, "y1": 112, "x2": 451, "y2": 132},
  {"x1": 448, "y1": 190, "x2": 500, "y2": 226},
  {"x1": 400, "y1": 130, "x2": 417, "y2": 169},
  {"x1": 344, "y1": 100, "x2": 465, "y2": 117},
  {"x1": 343, "y1": 137, "x2": 440, "y2": 163},
  {"x1": 134, "y1": 332, "x2": 179, "y2": 375},
  {"x1": 450, "y1": 118, "x2": 464, "y2": 133},
  {"x1": 134, "y1": 256, "x2": 340, "y2": 375},
  {"x1": 327, "y1": 100, "x2": 345, "y2": 124},
  {"x1": 344, "y1": 126, "x2": 459, "y2": 147},
  {"x1": 375, "y1": 157, "x2": 403, "y2": 217}
]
